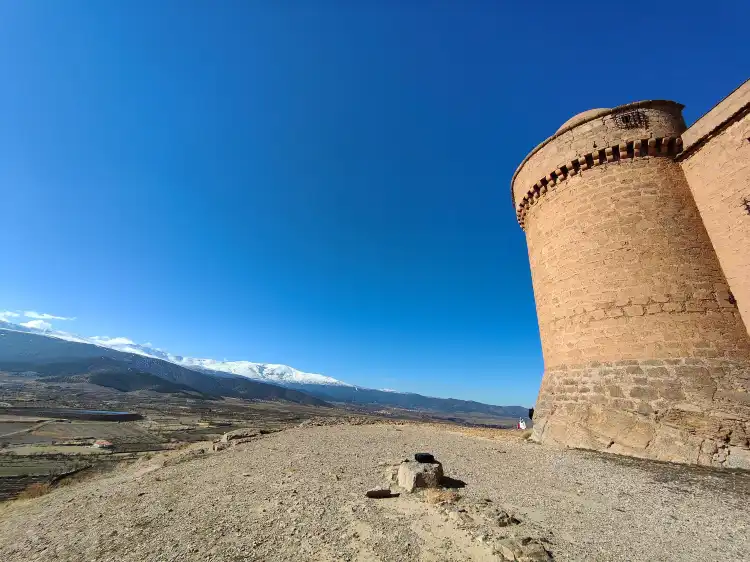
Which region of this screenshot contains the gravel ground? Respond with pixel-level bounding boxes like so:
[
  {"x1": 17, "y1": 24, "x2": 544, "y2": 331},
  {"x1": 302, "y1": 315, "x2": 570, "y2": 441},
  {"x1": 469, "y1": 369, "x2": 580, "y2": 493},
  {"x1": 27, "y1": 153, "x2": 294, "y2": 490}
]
[{"x1": 0, "y1": 423, "x2": 748, "y2": 561}]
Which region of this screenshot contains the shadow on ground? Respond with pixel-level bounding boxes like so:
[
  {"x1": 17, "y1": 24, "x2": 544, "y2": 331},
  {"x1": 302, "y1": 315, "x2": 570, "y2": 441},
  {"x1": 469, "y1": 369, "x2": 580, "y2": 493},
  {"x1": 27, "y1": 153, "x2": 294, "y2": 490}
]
[
  {"x1": 577, "y1": 448, "x2": 750, "y2": 500},
  {"x1": 440, "y1": 476, "x2": 466, "y2": 488}
]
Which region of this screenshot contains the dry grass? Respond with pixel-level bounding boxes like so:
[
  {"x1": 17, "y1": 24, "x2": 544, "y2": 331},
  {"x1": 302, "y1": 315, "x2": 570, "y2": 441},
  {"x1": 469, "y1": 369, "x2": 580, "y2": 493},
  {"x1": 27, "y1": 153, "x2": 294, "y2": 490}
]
[
  {"x1": 520, "y1": 429, "x2": 533, "y2": 440},
  {"x1": 16, "y1": 482, "x2": 51, "y2": 500},
  {"x1": 424, "y1": 488, "x2": 460, "y2": 505}
]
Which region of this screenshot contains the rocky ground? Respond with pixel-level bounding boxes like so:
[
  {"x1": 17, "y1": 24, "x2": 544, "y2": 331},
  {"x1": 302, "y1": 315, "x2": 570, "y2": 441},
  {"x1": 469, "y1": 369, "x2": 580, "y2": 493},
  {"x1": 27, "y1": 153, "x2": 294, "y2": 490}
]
[{"x1": 0, "y1": 423, "x2": 748, "y2": 561}]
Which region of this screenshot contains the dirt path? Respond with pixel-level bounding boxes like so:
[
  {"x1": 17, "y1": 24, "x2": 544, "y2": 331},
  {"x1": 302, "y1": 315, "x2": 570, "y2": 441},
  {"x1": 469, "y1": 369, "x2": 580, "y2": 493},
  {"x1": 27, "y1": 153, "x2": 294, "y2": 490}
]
[{"x1": 0, "y1": 424, "x2": 748, "y2": 561}]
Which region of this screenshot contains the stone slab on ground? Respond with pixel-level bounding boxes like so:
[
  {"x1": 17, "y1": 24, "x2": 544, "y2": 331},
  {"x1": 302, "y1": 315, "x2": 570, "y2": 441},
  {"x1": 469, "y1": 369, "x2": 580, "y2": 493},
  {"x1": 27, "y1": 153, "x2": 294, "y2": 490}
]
[{"x1": 398, "y1": 460, "x2": 444, "y2": 492}]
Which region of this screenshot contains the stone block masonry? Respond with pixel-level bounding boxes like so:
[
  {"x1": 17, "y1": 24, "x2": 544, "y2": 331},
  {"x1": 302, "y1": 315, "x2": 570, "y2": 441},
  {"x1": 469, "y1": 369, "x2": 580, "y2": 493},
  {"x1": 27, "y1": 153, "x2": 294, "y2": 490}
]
[
  {"x1": 525, "y1": 156, "x2": 749, "y2": 369},
  {"x1": 678, "y1": 79, "x2": 750, "y2": 335},
  {"x1": 534, "y1": 358, "x2": 750, "y2": 468},
  {"x1": 511, "y1": 83, "x2": 750, "y2": 467}
]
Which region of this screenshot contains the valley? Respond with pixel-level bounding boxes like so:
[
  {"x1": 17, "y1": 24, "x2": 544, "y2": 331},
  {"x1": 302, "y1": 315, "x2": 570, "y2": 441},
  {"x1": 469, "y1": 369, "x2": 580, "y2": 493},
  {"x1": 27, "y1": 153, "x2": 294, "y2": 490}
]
[
  {"x1": 0, "y1": 370, "x2": 523, "y2": 502},
  {"x1": 0, "y1": 372, "x2": 357, "y2": 501},
  {"x1": 0, "y1": 324, "x2": 528, "y2": 504}
]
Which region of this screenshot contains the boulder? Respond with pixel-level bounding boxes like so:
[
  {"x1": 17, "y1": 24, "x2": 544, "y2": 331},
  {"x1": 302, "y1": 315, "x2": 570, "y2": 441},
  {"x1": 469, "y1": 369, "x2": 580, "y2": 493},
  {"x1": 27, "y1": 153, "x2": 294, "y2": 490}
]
[{"x1": 397, "y1": 461, "x2": 443, "y2": 492}]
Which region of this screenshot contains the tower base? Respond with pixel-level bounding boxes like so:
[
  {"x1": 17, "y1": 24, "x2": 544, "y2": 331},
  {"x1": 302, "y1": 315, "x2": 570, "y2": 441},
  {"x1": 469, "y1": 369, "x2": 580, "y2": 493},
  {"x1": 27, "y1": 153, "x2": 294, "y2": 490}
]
[{"x1": 531, "y1": 358, "x2": 750, "y2": 468}]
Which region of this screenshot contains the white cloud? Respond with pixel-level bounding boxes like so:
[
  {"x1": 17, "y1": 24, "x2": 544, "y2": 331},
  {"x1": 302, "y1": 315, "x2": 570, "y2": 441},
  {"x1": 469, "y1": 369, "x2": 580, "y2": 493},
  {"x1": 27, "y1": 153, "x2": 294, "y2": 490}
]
[
  {"x1": 24, "y1": 311, "x2": 75, "y2": 321},
  {"x1": 0, "y1": 311, "x2": 20, "y2": 322},
  {"x1": 90, "y1": 336, "x2": 135, "y2": 346},
  {"x1": 20, "y1": 320, "x2": 53, "y2": 331}
]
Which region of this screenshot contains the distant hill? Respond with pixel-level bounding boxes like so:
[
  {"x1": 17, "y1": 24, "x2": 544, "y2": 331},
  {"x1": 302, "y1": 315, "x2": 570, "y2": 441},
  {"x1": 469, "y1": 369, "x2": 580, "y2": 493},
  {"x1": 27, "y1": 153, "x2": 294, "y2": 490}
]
[
  {"x1": 0, "y1": 329, "x2": 329, "y2": 406},
  {"x1": 0, "y1": 324, "x2": 529, "y2": 421},
  {"x1": 35, "y1": 361, "x2": 207, "y2": 396},
  {"x1": 282, "y1": 383, "x2": 529, "y2": 420}
]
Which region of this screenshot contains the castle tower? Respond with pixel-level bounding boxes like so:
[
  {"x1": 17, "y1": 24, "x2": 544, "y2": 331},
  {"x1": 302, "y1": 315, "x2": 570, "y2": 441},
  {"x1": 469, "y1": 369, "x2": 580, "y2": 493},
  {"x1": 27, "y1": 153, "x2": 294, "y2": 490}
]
[{"x1": 512, "y1": 101, "x2": 750, "y2": 467}]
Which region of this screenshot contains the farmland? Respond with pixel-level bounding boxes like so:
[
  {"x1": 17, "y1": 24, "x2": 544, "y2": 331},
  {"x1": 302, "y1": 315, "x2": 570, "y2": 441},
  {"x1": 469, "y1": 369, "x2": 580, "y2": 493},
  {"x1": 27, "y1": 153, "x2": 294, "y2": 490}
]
[
  {"x1": 0, "y1": 369, "x2": 525, "y2": 501},
  {"x1": 0, "y1": 372, "x2": 366, "y2": 500}
]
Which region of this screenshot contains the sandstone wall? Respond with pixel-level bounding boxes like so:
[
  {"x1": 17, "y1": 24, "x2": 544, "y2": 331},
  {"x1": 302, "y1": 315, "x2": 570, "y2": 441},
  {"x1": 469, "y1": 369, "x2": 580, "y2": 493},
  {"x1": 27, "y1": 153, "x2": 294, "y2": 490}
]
[
  {"x1": 536, "y1": 359, "x2": 750, "y2": 468},
  {"x1": 678, "y1": 79, "x2": 750, "y2": 335},
  {"x1": 524, "y1": 157, "x2": 748, "y2": 368},
  {"x1": 513, "y1": 102, "x2": 750, "y2": 467}
]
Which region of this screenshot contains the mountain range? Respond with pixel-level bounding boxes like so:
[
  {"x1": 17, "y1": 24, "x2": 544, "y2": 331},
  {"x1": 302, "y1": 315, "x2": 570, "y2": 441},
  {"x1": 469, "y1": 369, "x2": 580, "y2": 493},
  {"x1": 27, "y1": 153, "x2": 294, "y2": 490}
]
[{"x1": 0, "y1": 320, "x2": 528, "y2": 420}]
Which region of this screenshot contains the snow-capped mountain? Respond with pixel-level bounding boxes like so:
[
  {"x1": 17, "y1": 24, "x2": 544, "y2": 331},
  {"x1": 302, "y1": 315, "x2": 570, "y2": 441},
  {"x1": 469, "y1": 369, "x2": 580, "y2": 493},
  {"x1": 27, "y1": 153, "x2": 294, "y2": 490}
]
[
  {"x1": 0, "y1": 319, "x2": 349, "y2": 387},
  {"x1": 0, "y1": 326, "x2": 329, "y2": 406},
  {"x1": 175, "y1": 358, "x2": 349, "y2": 386},
  {"x1": 0, "y1": 318, "x2": 529, "y2": 420}
]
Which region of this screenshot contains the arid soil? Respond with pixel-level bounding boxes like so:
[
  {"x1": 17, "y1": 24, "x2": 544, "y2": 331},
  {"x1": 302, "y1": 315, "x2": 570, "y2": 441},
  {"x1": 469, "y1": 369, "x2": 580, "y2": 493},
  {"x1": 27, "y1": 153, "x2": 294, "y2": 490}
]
[{"x1": 0, "y1": 423, "x2": 748, "y2": 561}]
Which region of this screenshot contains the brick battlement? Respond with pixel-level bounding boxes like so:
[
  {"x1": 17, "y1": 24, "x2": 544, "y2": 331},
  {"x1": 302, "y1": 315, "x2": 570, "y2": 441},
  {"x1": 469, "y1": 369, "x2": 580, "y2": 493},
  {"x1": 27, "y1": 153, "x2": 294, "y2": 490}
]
[{"x1": 515, "y1": 136, "x2": 683, "y2": 229}]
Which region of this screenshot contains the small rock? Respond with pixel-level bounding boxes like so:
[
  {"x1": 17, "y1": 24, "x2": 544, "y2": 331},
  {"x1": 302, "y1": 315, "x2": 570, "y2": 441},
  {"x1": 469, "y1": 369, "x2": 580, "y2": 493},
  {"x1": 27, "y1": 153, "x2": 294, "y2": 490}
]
[
  {"x1": 518, "y1": 541, "x2": 552, "y2": 562},
  {"x1": 498, "y1": 538, "x2": 523, "y2": 561},
  {"x1": 497, "y1": 538, "x2": 552, "y2": 561},
  {"x1": 497, "y1": 512, "x2": 522, "y2": 527},
  {"x1": 220, "y1": 428, "x2": 261, "y2": 443},
  {"x1": 365, "y1": 488, "x2": 399, "y2": 499},
  {"x1": 227, "y1": 436, "x2": 260, "y2": 447},
  {"x1": 726, "y1": 447, "x2": 750, "y2": 469},
  {"x1": 414, "y1": 453, "x2": 437, "y2": 463},
  {"x1": 446, "y1": 509, "x2": 473, "y2": 525}
]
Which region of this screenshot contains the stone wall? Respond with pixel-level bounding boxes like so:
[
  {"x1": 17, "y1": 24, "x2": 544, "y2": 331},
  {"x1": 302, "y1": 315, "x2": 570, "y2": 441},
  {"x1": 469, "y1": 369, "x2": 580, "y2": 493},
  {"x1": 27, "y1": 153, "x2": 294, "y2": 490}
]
[
  {"x1": 513, "y1": 99, "x2": 750, "y2": 467},
  {"x1": 678, "y1": 79, "x2": 750, "y2": 335},
  {"x1": 533, "y1": 358, "x2": 750, "y2": 468},
  {"x1": 524, "y1": 156, "x2": 749, "y2": 369}
]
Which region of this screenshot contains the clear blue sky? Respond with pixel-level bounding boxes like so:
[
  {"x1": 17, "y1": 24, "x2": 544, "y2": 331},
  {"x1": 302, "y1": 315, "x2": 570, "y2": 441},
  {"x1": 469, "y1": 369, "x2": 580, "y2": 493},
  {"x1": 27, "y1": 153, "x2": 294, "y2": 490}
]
[{"x1": 1, "y1": 2, "x2": 747, "y2": 406}]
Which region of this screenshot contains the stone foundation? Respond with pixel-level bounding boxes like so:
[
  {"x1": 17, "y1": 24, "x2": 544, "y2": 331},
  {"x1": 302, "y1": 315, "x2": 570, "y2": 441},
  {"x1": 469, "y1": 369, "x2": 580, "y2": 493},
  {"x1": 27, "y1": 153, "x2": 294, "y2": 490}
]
[{"x1": 531, "y1": 358, "x2": 750, "y2": 468}]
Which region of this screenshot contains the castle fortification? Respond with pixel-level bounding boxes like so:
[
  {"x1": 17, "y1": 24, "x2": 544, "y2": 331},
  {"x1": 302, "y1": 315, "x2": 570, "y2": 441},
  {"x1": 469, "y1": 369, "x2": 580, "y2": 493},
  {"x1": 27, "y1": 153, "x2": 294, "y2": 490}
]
[{"x1": 512, "y1": 79, "x2": 750, "y2": 468}]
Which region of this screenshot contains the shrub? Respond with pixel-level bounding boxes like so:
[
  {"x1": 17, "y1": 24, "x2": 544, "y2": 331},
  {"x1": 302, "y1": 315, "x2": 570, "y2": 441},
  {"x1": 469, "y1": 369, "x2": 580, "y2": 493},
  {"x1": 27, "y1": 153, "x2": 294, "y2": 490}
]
[{"x1": 424, "y1": 488, "x2": 460, "y2": 505}]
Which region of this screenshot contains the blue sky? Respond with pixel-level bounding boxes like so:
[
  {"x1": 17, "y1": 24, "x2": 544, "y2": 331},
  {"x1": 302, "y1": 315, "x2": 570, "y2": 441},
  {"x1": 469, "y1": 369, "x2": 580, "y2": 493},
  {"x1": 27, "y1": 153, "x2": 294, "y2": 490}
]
[{"x1": 0, "y1": 2, "x2": 747, "y2": 406}]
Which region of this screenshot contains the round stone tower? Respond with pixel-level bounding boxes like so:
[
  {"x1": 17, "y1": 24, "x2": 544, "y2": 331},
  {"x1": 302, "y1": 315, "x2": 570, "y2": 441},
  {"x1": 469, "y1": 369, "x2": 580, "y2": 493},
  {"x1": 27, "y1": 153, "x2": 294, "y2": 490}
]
[{"x1": 513, "y1": 101, "x2": 750, "y2": 467}]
